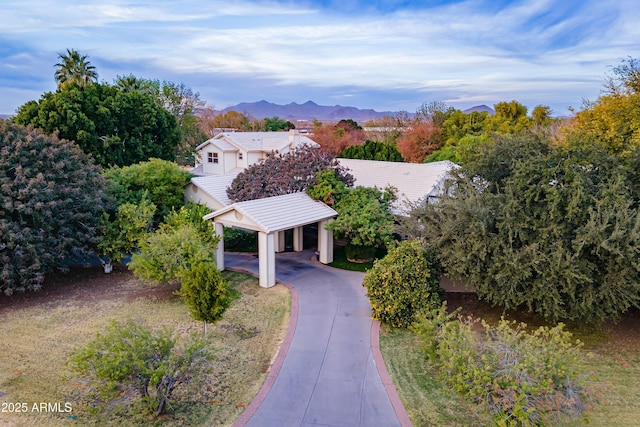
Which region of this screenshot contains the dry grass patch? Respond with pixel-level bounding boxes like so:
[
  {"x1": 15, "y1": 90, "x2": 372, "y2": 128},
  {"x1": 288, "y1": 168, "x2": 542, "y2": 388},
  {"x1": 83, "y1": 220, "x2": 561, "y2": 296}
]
[{"x1": 0, "y1": 268, "x2": 290, "y2": 426}]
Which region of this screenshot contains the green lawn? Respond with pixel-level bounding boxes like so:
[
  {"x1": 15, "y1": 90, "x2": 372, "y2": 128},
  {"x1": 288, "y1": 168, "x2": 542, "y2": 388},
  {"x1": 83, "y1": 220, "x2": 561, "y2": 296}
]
[
  {"x1": 379, "y1": 326, "x2": 491, "y2": 426},
  {"x1": 328, "y1": 245, "x2": 388, "y2": 272}
]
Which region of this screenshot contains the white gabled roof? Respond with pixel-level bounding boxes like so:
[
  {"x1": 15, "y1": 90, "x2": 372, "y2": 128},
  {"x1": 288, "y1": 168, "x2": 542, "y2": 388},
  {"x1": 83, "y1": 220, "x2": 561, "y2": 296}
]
[
  {"x1": 196, "y1": 131, "x2": 318, "y2": 153},
  {"x1": 195, "y1": 137, "x2": 238, "y2": 152},
  {"x1": 189, "y1": 173, "x2": 239, "y2": 207},
  {"x1": 203, "y1": 192, "x2": 337, "y2": 233},
  {"x1": 337, "y1": 158, "x2": 459, "y2": 214}
]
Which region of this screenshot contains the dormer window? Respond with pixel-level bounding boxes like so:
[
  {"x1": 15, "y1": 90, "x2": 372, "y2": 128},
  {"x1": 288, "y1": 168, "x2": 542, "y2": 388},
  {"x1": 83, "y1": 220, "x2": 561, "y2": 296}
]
[{"x1": 208, "y1": 152, "x2": 219, "y2": 164}]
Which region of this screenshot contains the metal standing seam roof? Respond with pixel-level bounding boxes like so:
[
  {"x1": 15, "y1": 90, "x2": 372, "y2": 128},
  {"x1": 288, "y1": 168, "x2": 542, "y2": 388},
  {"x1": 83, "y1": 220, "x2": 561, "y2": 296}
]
[
  {"x1": 189, "y1": 173, "x2": 239, "y2": 207},
  {"x1": 203, "y1": 192, "x2": 338, "y2": 234},
  {"x1": 195, "y1": 132, "x2": 319, "y2": 153},
  {"x1": 337, "y1": 158, "x2": 459, "y2": 213}
]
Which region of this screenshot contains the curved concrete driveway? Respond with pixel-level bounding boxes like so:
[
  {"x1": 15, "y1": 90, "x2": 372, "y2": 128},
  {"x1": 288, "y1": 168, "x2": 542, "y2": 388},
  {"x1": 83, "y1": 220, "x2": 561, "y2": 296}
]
[{"x1": 227, "y1": 250, "x2": 411, "y2": 427}]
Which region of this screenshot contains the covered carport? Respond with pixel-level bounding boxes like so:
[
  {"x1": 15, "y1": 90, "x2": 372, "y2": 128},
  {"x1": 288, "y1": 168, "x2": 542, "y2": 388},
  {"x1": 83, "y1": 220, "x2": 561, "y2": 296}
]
[{"x1": 203, "y1": 192, "x2": 338, "y2": 288}]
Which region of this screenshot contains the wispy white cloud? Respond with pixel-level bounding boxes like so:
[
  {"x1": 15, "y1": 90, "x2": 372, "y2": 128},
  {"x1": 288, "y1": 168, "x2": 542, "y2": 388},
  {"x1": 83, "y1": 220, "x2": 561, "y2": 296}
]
[{"x1": 1, "y1": 0, "x2": 639, "y2": 115}]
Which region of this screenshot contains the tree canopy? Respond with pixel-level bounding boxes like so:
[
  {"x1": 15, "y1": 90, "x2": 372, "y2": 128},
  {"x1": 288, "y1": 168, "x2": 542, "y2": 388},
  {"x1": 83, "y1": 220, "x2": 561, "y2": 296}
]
[
  {"x1": 128, "y1": 204, "x2": 231, "y2": 328},
  {"x1": 338, "y1": 140, "x2": 404, "y2": 162},
  {"x1": 103, "y1": 158, "x2": 191, "y2": 224},
  {"x1": 408, "y1": 134, "x2": 640, "y2": 322},
  {"x1": 13, "y1": 83, "x2": 181, "y2": 168},
  {"x1": 324, "y1": 185, "x2": 396, "y2": 259},
  {"x1": 262, "y1": 116, "x2": 295, "y2": 131},
  {"x1": 0, "y1": 121, "x2": 109, "y2": 294},
  {"x1": 363, "y1": 240, "x2": 442, "y2": 328}
]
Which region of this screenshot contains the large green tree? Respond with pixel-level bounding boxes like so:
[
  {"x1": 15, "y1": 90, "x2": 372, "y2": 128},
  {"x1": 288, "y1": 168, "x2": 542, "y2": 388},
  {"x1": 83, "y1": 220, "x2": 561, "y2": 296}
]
[
  {"x1": 0, "y1": 121, "x2": 109, "y2": 294},
  {"x1": 13, "y1": 83, "x2": 181, "y2": 167},
  {"x1": 54, "y1": 48, "x2": 98, "y2": 89},
  {"x1": 103, "y1": 158, "x2": 191, "y2": 223},
  {"x1": 409, "y1": 134, "x2": 640, "y2": 322},
  {"x1": 325, "y1": 185, "x2": 396, "y2": 261},
  {"x1": 113, "y1": 75, "x2": 207, "y2": 165},
  {"x1": 338, "y1": 140, "x2": 404, "y2": 162},
  {"x1": 484, "y1": 100, "x2": 531, "y2": 134},
  {"x1": 262, "y1": 116, "x2": 295, "y2": 131}
]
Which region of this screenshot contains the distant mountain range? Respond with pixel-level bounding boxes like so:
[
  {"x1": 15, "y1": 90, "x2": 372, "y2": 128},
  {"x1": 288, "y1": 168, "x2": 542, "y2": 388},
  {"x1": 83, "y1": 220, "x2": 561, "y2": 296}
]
[
  {"x1": 222, "y1": 100, "x2": 396, "y2": 122},
  {"x1": 222, "y1": 100, "x2": 495, "y2": 122},
  {"x1": 3, "y1": 101, "x2": 495, "y2": 123}
]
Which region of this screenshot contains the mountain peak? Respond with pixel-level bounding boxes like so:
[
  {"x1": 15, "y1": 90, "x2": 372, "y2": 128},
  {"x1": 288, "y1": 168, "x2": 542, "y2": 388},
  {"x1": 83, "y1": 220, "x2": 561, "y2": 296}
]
[
  {"x1": 463, "y1": 104, "x2": 495, "y2": 115},
  {"x1": 222, "y1": 100, "x2": 394, "y2": 122}
]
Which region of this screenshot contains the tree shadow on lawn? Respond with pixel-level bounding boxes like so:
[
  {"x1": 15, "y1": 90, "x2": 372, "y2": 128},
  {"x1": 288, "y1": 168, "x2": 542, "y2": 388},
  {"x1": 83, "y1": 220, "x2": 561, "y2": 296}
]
[
  {"x1": 0, "y1": 266, "x2": 181, "y2": 312},
  {"x1": 445, "y1": 292, "x2": 640, "y2": 352}
]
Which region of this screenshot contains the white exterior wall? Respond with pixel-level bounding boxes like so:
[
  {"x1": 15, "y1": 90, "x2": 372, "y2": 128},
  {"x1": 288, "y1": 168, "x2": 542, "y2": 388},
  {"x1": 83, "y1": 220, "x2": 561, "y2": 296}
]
[
  {"x1": 275, "y1": 231, "x2": 286, "y2": 253},
  {"x1": 247, "y1": 152, "x2": 262, "y2": 166},
  {"x1": 236, "y1": 150, "x2": 248, "y2": 169},
  {"x1": 223, "y1": 152, "x2": 236, "y2": 174},
  {"x1": 202, "y1": 148, "x2": 224, "y2": 175}
]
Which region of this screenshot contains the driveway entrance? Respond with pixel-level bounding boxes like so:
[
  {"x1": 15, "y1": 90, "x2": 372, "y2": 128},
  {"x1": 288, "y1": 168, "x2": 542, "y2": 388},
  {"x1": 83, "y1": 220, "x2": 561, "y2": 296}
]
[{"x1": 228, "y1": 251, "x2": 410, "y2": 427}]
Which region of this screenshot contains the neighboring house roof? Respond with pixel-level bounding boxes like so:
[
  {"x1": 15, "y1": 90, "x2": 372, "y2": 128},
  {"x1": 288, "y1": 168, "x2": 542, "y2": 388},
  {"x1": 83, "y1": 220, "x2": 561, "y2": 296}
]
[
  {"x1": 203, "y1": 192, "x2": 337, "y2": 234},
  {"x1": 196, "y1": 130, "x2": 318, "y2": 153},
  {"x1": 189, "y1": 173, "x2": 239, "y2": 207},
  {"x1": 337, "y1": 158, "x2": 459, "y2": 214}
]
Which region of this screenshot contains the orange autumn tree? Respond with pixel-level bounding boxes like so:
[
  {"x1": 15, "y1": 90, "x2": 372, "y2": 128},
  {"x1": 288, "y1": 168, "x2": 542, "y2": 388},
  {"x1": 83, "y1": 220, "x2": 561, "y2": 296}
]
[
  {"x1": 313, "y1": 119, "x2": 366, "y2": 154},
  {"x1": 397, "y1": 121, "x2": 443, "y2": 162}
]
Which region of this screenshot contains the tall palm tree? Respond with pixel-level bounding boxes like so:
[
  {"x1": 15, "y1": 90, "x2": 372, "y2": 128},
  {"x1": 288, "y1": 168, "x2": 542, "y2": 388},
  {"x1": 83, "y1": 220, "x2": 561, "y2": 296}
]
[
  {"x1": 114, "y1": 74, "x2": 158, "y2": 96},
  {"x1": 54, "y1": 48, "x2": 98, "y2": 88}
]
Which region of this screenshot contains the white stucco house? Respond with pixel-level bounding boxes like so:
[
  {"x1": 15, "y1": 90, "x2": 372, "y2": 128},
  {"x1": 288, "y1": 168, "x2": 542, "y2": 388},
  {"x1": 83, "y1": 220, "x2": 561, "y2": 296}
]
[
  {"x1": 184, "y1": 130, "x2": 319, "y2": 210},
  {"x1": 185, "y1": 131, "x2": 459, "y2": 288},
  {"x1": 190, "y1": 130, "x2": 318, "y2": 176}
]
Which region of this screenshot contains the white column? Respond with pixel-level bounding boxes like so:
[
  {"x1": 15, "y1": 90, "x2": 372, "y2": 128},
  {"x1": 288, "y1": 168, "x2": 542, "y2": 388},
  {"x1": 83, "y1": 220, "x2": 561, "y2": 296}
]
[
  {"x1": 215, "y1": 222, "x2": 225, "y2": 271},
  {"x1": 318, "y1": 220, "x2": 334, "y2": 264},
  {"x1": 275, "y1": 230, "x2": 286, "y2": 253},
  {"x1": 258, "y1": 232, "x2": 276, "y2": 288},
  {"x1": 293, "y1": 226, "x2": 303, "y2": 252}
]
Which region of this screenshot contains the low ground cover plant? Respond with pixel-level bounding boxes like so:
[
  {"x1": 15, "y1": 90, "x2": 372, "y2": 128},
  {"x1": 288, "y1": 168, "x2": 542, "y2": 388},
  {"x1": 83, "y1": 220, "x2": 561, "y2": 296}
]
[
  {"x1": 412, "y1": 304, "x2": 595, "y2": 426},
  {"x1": 69, "y1": 319, "x2": 210, "y2": 418}
]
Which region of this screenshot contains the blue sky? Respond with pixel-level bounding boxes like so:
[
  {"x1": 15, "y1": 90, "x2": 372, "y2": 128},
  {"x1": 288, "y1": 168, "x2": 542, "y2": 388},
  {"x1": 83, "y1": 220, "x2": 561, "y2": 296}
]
[{"x1": 1, "y1": 0, "x2": 638, "y2": 116}]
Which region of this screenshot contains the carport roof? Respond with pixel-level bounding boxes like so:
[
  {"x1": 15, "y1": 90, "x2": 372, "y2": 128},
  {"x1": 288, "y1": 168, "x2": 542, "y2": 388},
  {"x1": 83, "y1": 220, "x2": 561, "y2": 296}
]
[{"x1": 203, "y1": 192, "x2": 338, "y2": 233}]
